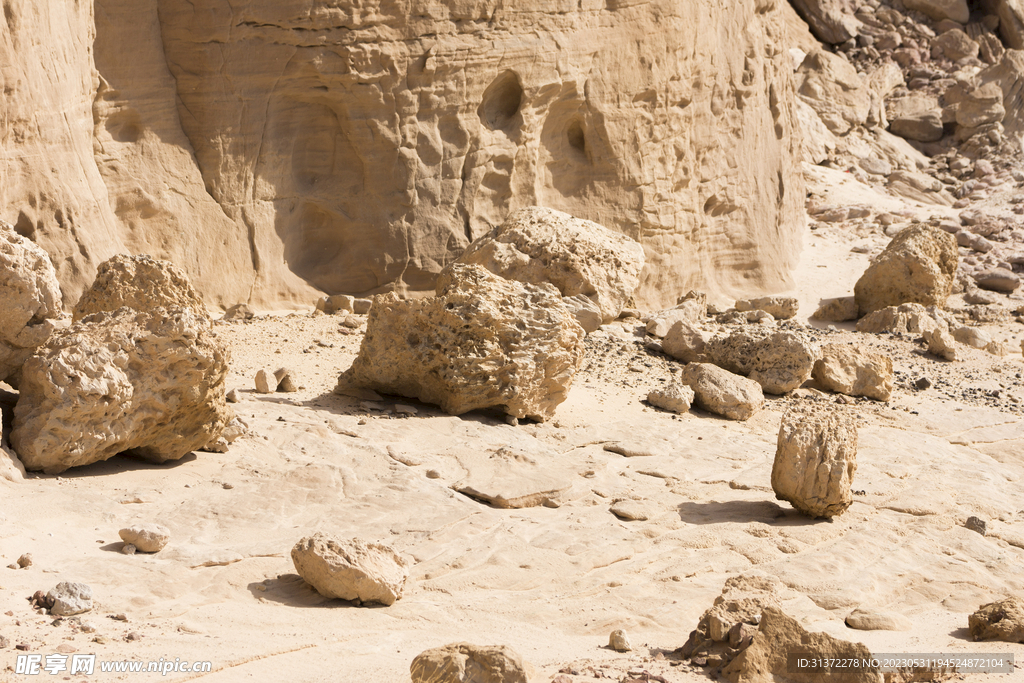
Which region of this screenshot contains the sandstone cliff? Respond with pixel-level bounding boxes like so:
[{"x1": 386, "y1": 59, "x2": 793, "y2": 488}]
[{"x1": 1, "y1": 0, "x2": 804, "y2": 309}]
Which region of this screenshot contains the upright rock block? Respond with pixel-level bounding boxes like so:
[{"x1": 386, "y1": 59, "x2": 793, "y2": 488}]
[
  {"x1": 772, "y1": 407, "x2": 857, "y2": 519},
  {"x1": 336, "y1": 264, "x2": 585, "y2": 422},
  {"x1": 0, "y1": 221, "x2": 65, "y2": 388},
  {"x1": 11, "y1": 307, "x2": 231, "y2": 473}
]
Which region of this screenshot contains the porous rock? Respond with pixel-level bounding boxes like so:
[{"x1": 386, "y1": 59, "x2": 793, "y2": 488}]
[
  {"x1": 853, "y1": 224, "x2": 958, "y2": 316},
  {"x1": 924, "y1": 326, "x2": 960, "y2": 361},
  {"x1": 47, "y1": 582, "x2": 93, "y2": 617},
  {"x1": 410, "y1": 643, "x2": 528, "y2": 683},
  {"x1": 291, "y1": 533, "x2": 408, "y2": 606},
  {"x1": 119, "y1": 523, "x2": 171, "y2": 553},
  {"x1": 335, "y1": 264, "x2": 585, "y2": 422},
  {"x1": 704, "y1": 330, "x2": 820, "y2": 395},
  {"x1": 679, "y1": 363, "x2": 764, "y2": 421},
  {"x1": 813, "y1": 344, "x2": 894, "y2": 402},
  {"x1": 456, "y1": 207, "x2": 644, "y2": 324},
  {"x1": 735, "y1": 296, "x2": 799, "y2": 320},
  {"x1": 722, "y1": 607, "x2": 879, "y2": 683},
  {"x1": 772, "y1": 407, "x2": 857, "y2": 519},
  {"x1": 812, "y1": 296, "x2": 858, "y2": 322},
  {"x1": 0, "y1": 221, "x2": 65, "y2": 389},
  {"x1": 11, "y1": 307, "x2": 232, "y2": 474},
  {"x1": 72, "y1": 254, "x2": 207, "y2": 322},
  {"x1": 974, "y1": 268, "x2": 1020, "y2": 292},
  {"x1": 678, "y1": 574, "x2": 782, "y2": 666},
  {"x1": 969, "y1": 597, "x2": 1024, "y2": 643}
]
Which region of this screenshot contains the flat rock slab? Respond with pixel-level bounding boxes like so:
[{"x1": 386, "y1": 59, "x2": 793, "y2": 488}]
[{"x1": 454, "y1": 449, "x2": 574, "y2": 509}]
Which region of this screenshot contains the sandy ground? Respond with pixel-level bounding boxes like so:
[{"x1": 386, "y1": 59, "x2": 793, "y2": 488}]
[{"x1": 3, "y1": 173, "x2": 1024, "y2": 681}]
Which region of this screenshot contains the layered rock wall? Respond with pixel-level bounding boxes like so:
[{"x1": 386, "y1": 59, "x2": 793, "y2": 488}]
[{"x1": 2, "y1": 0, "x2": 805, "y2": 309}]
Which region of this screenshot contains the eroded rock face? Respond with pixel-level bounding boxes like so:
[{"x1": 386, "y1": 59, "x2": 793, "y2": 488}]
[
  {"x1": 854, "y1": 224, "x2": 958, "y2": 316},
  {"x1": 11, "y1": 307, "x2": 231, "y2": 474},
  {"x1": 813, "y1": 344, "x2": 894, "y2": 402},
  {"x1": 410, "y1": 643, "x2": 528, "y2": 683},
  {"x1": 455, "y1": 207, "x2": 644, "y2": 323},
  {"x1": 73, "y1": 254, "x2": 208, "y2": 321},
  {"x1": 336, "y1": 264, "x2": 585, "y2": 422},
  {"x1": 291, "y1": 533, "x2": 408, "y2": 606},
  {"x1": 772, "y1": 407, "x2": 857, "y2": 519},
  {"x1": 0, "y1": 221, "x2": 65, "y2": 389}
]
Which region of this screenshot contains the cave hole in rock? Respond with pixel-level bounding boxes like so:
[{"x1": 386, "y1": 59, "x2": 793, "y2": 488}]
[{"x1": 479, "y1": 70, "x2": 523, "y2": 132}]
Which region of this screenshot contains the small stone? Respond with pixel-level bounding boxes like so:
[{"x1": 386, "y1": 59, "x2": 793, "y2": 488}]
[
  {"x1": 274, "y1": 368, "x2": 297, "y2": 392},
  {"x1": 915, "y1": 377, "x2": 933, "y2": 390},
  {"x1": 81, "y1": 622, "x2": 96, "y2": 633},
  {"x1": 255, "y1": 369, "x2": 274, "y2": 394},
  {"x1": 646, "y1": 384, "x2": 694, "y2": 414},
  {"x1": 119, "y1": 523, "x2": 171, "y2": 553},
  {"x1": 608, "y1": 629, "x2": 632, "y2": 652},
  {"x1": 16, "y1": 643, "x2": 30, "y2": 651},
  {"x1": 47, "y1": 582, "x2": 93, "y2": 616},
  {"x1": 426, "y1": 469, "x2": 441, "y2": 479},
  {"x1": 924, "y1": 326, "x2": 959, "y2": 361},
  {"x1": 126, "y1": 631, "x2": 142, "y2": 641},
  {"x1": 610, "y1": 500, "x2": 652, "y2": 521},
  {"x1": 16, "y1": 554, "x2": 31, "y2": 568},
  {"x1": 291, "y1": 533, "x2": 409, "y2": 606},
  {"x1": 120, "y1": 543, "x2": 137, "y2": 555},
  {"x1": 395, "y1": 404, "x2": 419, "y2": 415},
  {"x1": 965, "y1": 516, "x2": 987, "y2": 535},
  {"x1": 353, "y1": 298, "x2": 373, "y2": 315},
  {"x1": 226, "y1": 389, "x2": 240, "y2": 403}
]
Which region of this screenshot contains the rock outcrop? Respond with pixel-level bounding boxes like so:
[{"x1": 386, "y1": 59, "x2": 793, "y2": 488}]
[
  {"x1": 336, "y1": 264, "x2": 585, "y2": 422},
  {"x1": 772, "y1": 407, "x2": 857, "y2": 519},
  {"x1": 969, "y1": 597, "x2": 1024, "y2": 643},
  {"x1": 0, "y1": 221, "x2": 65, "y2": 389},
  {"x1": 410, "y1": 643, "x2": 528, "y2": 683},
  {"x1": 73, "y1": 254, "x2": 208, "y2": 321},
  {"x1": 11, "y1": 307, "x2": 231, "y2": 473},
  {"x1": 854, "y1": 224, "x2": 958, "y2": 316},
  {"x1": 1, "y1": 0, "x2": 804, "y2": 310},
  {"x1": 291, "y1": 534, "x2": 408, "y2": 606},
  {"x1": 813, "y1": 344, "x2": 894, "y2": 401},
  {"x1": 679, "y1": 363, "x2": 764, "y2": 421},
  {"x1": 455, "y1": 207, "x2": 644, "y2": 323}
]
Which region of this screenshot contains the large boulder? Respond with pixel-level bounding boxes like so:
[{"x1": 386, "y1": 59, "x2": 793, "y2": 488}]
[
  {"x1": 73, "y1": 254, "x2": 208, "y2": 322},
  {"x1": 772, "y1": 407, "x2": 857, "y2": 519},
  {"x1": 291, "y1": 533, "x2": 408, "y2": 606},
  {"x1": 812, "y1": 344, "x2": 894, "y2": 402},
  {"x1": 679, "y1": 363, "x2": 764, "y2": 421},
  {"x1": 888, "y1": 94, "x2": 944, "y2": 143},
  {"x1": 853, "y1": 224, "x2": 958, "y2": 316},
  {"x1": 11, "y1": 307, "x2": 231, "y2": 474},
  {"x1": 455, "y1": 207, "x2": 644, "y2": 324},
  {"x1": 969, "y1": 597, "x2": 1024, "y2": 643},
  {"x1": 721, "y1": 607, "x2": 879, "y2": 683},
  {"x1": 0, "y1": 221, "x2": 65, "y2": 388},
  {"x1": 410, "y1": 643, "x2": 528, "y2": 683},
  {"x1": 335, "y1": 264, "x2": 585, "y2": 422},
  {"x1": 704, "y1": 330, "x2": 820, "y2": 395}
]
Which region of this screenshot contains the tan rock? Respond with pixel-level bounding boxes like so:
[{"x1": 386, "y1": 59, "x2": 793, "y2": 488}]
[
  {"x1": 562, "y1": 295, "x2": 603, "y2": 334},
  {"x1": 855, "y1": 302, "x2": 955, "y2": 335},
  {"x1": 455, "y1": 207, "x2": 644, "y2": 324},
  {"x1": 924, "y1": 326, "x2": 960, "y2": 361},
  {"x1": 812, "y1": 296, "x2": 858, "y2": 322},
  {"x1": 969, "y1": 597, "x2": 1024, "y2": 643},
  {"x1": 704, "y1": 330, "x2": 820, "y2": 395},
  {"x1": 888, "y1": 94, "x2": 944, "y2": 143},
  {"x1": 0, "y1": 221, "x2": 65, "y2": 389},
  {"x1": 47, "y1": 582, "x2": 93, "y2": 617},
  {"x1": 903, "y1": 0, "x2": 969, "y2": 24},
  {"x1": 678, "y1": 574, "x2": 782, "y2": 665},
  {"x1": 853, "y1": 224, "x2": 958, "y2": 316},
  {"x1": 291, "y1": 533, "x2": 408, "y2": 606},
  {"x1": 788, "y1": 0, "x2": 861, "y2": 44},
  {"x1": 956, "y1": 83, "x2": 1005, "y2": 128},
  {"x1": 72, "y1": 254, "x2": 207, "y2": 322},
  {"x1": 722, "y1": 607, "x2": 879, "y2": 683},
  {"x1": 647, "y1": 384, "x2": 695, "y2": 414},
  {"x1": 11, "y1": 307, "x2": 231, "y2": 474},
  {"x1": 933, "y1": 29, "x2": 979, "y2": 62},
  {"x1": 845, "y1": 607, "x2": 912, "y2": 632},
  {"x1": 118, "y1": 523, "x2": 171, "y2": 553},
  {"x1": 953, "y1": 326, "x2": 991, "y2": 349},
  {"x1": 410, "y1": 643, "x2": 528, "y2": 683},
  {"x1": 797, "y1": 50, "x2": 872, "y2": 135},
  {"x1": 254, "y1": 370, "x2": 274, "y2": 394},
  {"x1": 661, "y1": 320, "x2": 712, "y2": 363},
  {"x1": 336, "y1": 264, "x2": 585, "y2": 422},
  {"x1": 608, "y1": 629, "x2": 632, "y2": 652},
  {"x1": 646, "y1": 301, "x2": 705, "y2": 338},
  {"x1": 772, "y1": 407, "x2": 857, "y2": 519},
  {"x1": 813, "y1": 344, "x2": 894, "y2": 402},
  {"x1": 679, "y1": 363, "x2": 764, "y2": 421},
  {"x1": 735, "y1": 296, "x2": 799, "y2": 320}
]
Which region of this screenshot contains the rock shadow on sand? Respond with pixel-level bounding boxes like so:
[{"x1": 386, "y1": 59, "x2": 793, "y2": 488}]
[
  {"x1": 247, "y1": 574, "x2": 387, "y2": 610},
  {"x1": 677, "y1": 499, "x2": 830, "y2": 526}
]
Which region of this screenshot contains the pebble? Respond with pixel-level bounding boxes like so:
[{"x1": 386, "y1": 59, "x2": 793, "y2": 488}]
[
  {"x1": 965, "y1": 516, "x2": 987, "y2": 535},
  {"x1": 915, "y1": 377, "x2": 933, "y2": 390},
  {"x1": 16, "y1": 554, "x2": 32, "y2": 568},
  {"x1": 121, "y1": 543, "x2": 137, "y2": 555}
]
